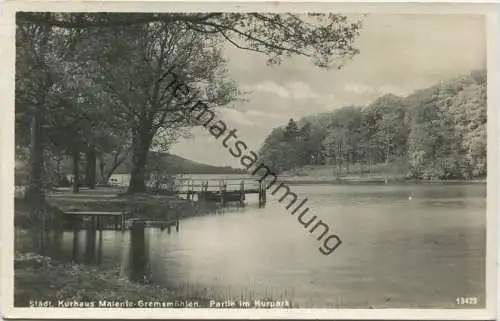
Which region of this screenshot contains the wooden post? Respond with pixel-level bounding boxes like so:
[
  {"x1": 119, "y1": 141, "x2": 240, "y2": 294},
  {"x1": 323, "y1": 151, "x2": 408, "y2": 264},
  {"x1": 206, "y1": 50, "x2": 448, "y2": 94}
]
[
  {"x1": 219, "y1": 180, "x2": 225, "y2": 207},
  {"x1": 240, "y1": 180, "x2": 245, "y2": 207},
  {"x1": 258, "y1": 181, "x2": 267, "y2": 208},
  {"x1": 121, "y1": 213, "x2": 126, "y2": 232},
  {"x1": 175, "y1": 212, "x2": 180, "y2": 232},
  {"x1": 223, "y1": 182, "x2": 227, "y2": 207},
  {"x1": 262, "y1": 184, "x2": 267, "y2": 207},
  {"x1": 258, "y1": 182, "x2": 262, "y2": 208}
]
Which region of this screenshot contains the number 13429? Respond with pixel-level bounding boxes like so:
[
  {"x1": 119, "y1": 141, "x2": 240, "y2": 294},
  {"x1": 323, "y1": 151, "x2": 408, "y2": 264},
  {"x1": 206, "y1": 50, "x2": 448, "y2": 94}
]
[{"x1": 456, "y1": 297, "x2": 478, "y2": 305}]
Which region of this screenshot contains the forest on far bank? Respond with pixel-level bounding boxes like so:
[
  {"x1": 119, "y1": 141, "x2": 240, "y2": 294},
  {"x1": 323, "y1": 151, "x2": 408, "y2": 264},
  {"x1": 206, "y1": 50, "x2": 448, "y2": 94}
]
[{"x1": 258, "y1": 70, "x2": 487, "y2": 180}]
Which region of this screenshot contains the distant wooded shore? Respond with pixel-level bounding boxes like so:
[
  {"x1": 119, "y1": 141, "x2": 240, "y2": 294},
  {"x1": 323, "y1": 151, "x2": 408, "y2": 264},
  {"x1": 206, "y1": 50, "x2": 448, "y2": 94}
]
[
  {"x1": 279, "y1": 177, "x2": 486, "y2": 185},
  {"x1": 258, "y1": 70, "x2": 487, "y2": 182}
]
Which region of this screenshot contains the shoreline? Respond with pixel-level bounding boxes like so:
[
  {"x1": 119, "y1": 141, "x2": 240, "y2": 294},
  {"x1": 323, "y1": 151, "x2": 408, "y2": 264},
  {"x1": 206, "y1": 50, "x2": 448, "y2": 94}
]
[
  {"x1": 14, "y1": 188, "x2": 218, "y2": 234},
  {"x1": 278, "y1": 177, "x2": 487, "y2": 185},
  {"x1": 14, "y1": 253, "x2": 211, "y2": 308},
  {"x1": 13, "y1": 192, "x2": 218, "y2": 308}
]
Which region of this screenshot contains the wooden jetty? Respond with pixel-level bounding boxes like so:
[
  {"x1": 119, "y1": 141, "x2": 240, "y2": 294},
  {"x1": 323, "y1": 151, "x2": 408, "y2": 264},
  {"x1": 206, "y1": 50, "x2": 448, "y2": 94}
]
[
  {"x1": 62, "y1": 178, "x2": 267, "y2": 233},
  {"x1": 65, "y1": 211, "x2": 126, "y2": 231},
  {"x1": 126, "y1": 218, "x2": 179, "y2": 233},
  {"x1": 175, "y1": 178, "x2": 267, "y2": 208},
  {"x1": 64, "y1": 211, "x2": 180, "y2": 232}
]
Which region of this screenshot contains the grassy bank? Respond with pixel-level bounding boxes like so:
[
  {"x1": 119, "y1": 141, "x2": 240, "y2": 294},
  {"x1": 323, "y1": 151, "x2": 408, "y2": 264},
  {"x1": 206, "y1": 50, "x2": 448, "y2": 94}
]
[
  {"x1": 14, "y1": 253, "x2": 210, "y2": 307},
  {"x1": 14, "y1": 187, "x2": 216, "y2": 230},
  {"x1": 46, "y1": 192, "x2": 205, "y2": 222},
  {"x1": 13, "y1": 190, "x2": 216, "y2": 308},
  {"x1": 283, "y1": 162, "x2": 409, "y2": 179},
  {"x1": 281, "y1": 162, "x2": 486, "y2": 184}
]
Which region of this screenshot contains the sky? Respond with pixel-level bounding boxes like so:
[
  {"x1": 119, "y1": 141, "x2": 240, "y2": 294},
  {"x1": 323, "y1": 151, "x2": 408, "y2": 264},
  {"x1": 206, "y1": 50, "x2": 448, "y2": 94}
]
[{"x1": 170, "y1": 14, "x2": 487, "y2": 167}]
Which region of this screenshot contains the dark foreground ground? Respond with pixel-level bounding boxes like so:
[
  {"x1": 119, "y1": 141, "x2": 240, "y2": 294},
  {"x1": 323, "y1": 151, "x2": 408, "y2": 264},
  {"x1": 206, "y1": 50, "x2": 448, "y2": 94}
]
[
  {"x1": 14, "y1": 253, "x2": 211, "y2": 307},
  {"x1": 14, "y1": 187, "x2": 214, "y2": 308}
]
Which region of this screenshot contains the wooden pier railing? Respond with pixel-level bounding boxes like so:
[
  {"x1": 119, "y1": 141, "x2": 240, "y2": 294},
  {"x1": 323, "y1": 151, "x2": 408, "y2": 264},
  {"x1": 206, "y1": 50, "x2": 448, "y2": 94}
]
[{"x1": 157, "y1": 178, "x2": 267, "y2": 208}]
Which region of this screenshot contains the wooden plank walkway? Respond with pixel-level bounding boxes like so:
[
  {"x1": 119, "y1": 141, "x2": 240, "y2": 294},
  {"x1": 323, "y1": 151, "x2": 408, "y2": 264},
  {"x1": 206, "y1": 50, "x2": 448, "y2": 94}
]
[
  {"x1": 65, "y1": 211, "x2": 126, "y2": 231},
  {"x1": 127, "y1": 218, "x2": 179, "y2": 232},
  {"x1": 64, "y1": 211, "x2": 180, "y2": 232},
  {"x1": 65, "y1": 211, "x2": 124, "y2": 216}
]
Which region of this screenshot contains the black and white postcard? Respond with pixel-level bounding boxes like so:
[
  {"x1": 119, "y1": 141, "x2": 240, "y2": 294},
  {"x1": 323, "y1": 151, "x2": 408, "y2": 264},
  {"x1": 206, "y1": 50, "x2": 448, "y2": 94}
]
[{"x1": 0, "y1": 1, "x2": 498, "y2": 319}]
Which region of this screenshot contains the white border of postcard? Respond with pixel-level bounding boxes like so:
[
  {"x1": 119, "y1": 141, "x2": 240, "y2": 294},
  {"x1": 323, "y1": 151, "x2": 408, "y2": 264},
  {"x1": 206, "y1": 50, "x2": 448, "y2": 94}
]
[{"x1": 0, "y1": 1, "x2": 499, "y2": 319}]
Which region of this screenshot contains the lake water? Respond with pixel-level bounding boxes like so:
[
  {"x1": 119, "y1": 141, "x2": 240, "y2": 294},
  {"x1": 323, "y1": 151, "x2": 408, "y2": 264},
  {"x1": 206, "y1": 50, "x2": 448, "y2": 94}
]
[{"x1": 50, "y1": 182, "x2": 486, "y2": 308}]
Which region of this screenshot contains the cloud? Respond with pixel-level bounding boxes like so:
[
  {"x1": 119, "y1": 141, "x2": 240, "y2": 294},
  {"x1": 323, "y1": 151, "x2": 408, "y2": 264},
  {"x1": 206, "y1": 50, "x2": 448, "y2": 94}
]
[
  {"x1": 245, "y1": 110, "x2": 283, "y2": 120},
  {"x1": 286, "y1": 81, "x2": 319, "y2": 99},
  {"x1": 242, "y1": 80, "x2": 321, "y2": 100},
  {"x1": 342, "y1": 82, "x2": 407, "y2": 100},
  {"x1": 343, "y1": 83, "x2": 374, "y2": 95},
  {"x1": 242, "y1": 80, "x2": 290, "y2": 98},
  {"x1": 219, "y1": 108, "x2": 256, "y2": 126}
]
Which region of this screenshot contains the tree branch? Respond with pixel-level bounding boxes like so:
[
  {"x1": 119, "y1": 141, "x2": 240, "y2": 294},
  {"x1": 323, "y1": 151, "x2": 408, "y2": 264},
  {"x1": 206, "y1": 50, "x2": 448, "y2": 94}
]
[{"x1": 17, "y1": 12, "x2": 222, "y2": 29}]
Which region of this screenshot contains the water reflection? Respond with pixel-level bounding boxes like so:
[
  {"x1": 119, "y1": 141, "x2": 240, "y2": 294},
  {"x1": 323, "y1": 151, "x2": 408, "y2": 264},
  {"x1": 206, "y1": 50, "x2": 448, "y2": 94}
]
[
  {"x1": 30, "y1": 184, "x2": 487, "y2": 308},
  {"x1": 71, "y1": 231, "x2": 78, "y2": 262},
  {"x1": 126, "y1": 223, "x2": 151, "y2": 283},
  {"x1": 83, "y1": 228, "x2": 97, "y2": 264},
  {"x1": 17, "y1": 228, "x2": 65, "y2": 259},
  {"x1": 61, "y1": 224, "x2": 152, "y2": 284}
]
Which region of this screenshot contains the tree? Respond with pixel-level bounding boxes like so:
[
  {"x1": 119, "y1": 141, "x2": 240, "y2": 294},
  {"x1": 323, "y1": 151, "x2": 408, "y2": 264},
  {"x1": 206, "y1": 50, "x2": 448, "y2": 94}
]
[
  {"x1": 365, "y1": 94, "x2": 407, "y2": 164},
  {"x1": 284, "y1": 118, "x2": 300, "y2": 141},
  {"x1": 321, "y1": 106, "x2": 363, "y2": 176},
  {"x1": 16, "y1": 20, "x2": 83, "y2": 202},
  {"x1": 16, "y1": 23, "x2": 51, "y2": 204},
  {"x1": 433, "y1": 73, "x2": 487, "y2": 179},
  {"x1": 18, "y1": 13, "x2": 362, "y2": 69},
  {"x1": 406, "y1": 71, "x2": 487, "y2": 179},
  {"x1": 296, "y1": 122, "x2": 312, "y2": 166},
  {"x1": 17, "y1": 13, "x2": 364, "y2": 195},
  {"x1": 258, "y1": 127, "x2": 296, "y2": 173},
  {"x1": 322, "y1": 127, "x2": 347, "y2": 177},
  {"x1": 74, "y1": 22, "x2": 238, "y2": 193},
  {"x1": 304, "y1": 123, "x2": 327, "y2": 165},
  {"x1": 258, "y1": 70, "x2": 487, "y2": 180}
]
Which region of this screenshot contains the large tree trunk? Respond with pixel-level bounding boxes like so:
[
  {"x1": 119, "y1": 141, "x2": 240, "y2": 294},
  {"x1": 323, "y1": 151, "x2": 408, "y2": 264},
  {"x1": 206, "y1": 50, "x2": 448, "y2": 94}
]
[
  {"x1": 385, "y1": 141, "x2": 391, "y2": 164},
  {"x1": 98, "y1": 154, "x2": 106, "y2": 184},
  {"x1": 127, "y1": 128, "x2": 153, "y2": 194},
  {"x1": 24, "y1": 105, "x2": 45, "y2": 206},
  {"x1": 72, "y1": 150, "x2": 80, "y2": 193},
  {"x1": 23, "y1": 29, "x2": 52, "y2": 208},
  {"x1": 85, "y1": 145, "x2": 97, "y2": 189}
]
